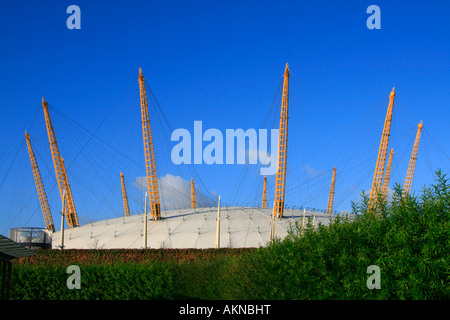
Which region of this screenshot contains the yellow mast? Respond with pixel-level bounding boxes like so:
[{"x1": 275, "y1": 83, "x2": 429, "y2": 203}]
[
  {"x1": 138, "y1": 68, "x2": 161, "y2": 220},
  {"x1": 403, "y1": 121, "x2": 423, "y2": 197},
  {"x1": 191, "y1": 178, "x2": 196, "y2": 209},
  {"x1": 369, "y1": 88, "x2": 395, "y2": 208},
  {"x1": 42, "y1": 98, "x2": 79, "y2": 228},
  {"x1": 381, "y1": 148, "x2": 394, "y2": 200},
  {"x1": 326, "y1": 167, "x2": 336, "y2": 214},
  {"x1": 262, "y1": 176, "x2": 267, "y2": 209},
  {"x1": 59, "y1": 156, "x2": 78, "y2": 226},
  {"x1": 273, "y1": 63, "x2": 290, "y2": 218},
  {"x1": 120, "y1": 172, "x2": 130, "y2": 217},
  {"x1": 25, "y1": 131, "x2": 55, "y2": 232}
]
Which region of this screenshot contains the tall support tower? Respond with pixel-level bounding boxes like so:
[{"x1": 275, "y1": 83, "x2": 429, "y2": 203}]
[
  {"x1": 381, "y1": 148, "x2": 394, "y2": 200},
  {"x1": 120, "y1": 172, "x2": 131, "y2": 217},
  {"x1": 327, "y1": 167, "x2": 336, "y2": 214},
  {"x1": 42, "y1": 98, "x2": 79, "y2": 228},
  {"x1": 262, "y1": 176, "x2": 267, "y2": 209},
  {"x1": 138, "y1": 68, "x2": 161, "y2": 220},
  {"x1": 273, "y1": 63, "x2": 290, "y2": 218},
  {"x1": 369, "y1": 87, "x2": 396, "y2": 208},
  {"x1": 191, "y1": 178, "x2": 196, "y2": 209},
  {"x1": 403, "y1": 121, "x2": 423, "y2": 197},
  {"x1": 25, "y1": 131, "x2": 55, "y2": 232}
]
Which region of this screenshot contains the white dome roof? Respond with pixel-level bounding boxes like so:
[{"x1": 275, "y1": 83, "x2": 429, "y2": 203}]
[{"x1": 51, "y1": 207, "x2": 340, "y2": 249}]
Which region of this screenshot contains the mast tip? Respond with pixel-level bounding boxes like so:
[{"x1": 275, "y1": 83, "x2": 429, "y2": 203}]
[
  {"x1": 284, "y1": 63, "x2": 290, "y2": 76},
  {"x1": 390, "y1": 87, "x2": 395, "y2": 97}
]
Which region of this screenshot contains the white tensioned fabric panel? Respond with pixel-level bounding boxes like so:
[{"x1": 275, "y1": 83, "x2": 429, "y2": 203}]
[{"x1": 51, "y1": 207, "x2": 348, "y2": 249}]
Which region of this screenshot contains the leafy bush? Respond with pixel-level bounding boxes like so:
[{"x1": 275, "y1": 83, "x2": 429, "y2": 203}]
[
  {"x1": 11, "y1": 171, "x2": 449, "y2": 300},
  {"x1": 228, "y1": 170, "x2": 449, "y2": 299},
  {"x1": 12, "y1": 263, "x2": 178, "y2": 299},
  {"x1": 11, "y1": 249, "x2": 244, "y2": 300}
]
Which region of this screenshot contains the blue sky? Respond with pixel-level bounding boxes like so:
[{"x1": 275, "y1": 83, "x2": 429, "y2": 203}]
[{"x1": 0, "y1": 0, "x2": 449, "y2": 235}]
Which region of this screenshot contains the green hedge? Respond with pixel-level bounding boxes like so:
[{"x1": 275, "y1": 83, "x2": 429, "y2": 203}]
[
  {"x1": 13, "y1": 263, "x2": 173, "y2": 299},
  {"x1": 12, "y1": 253, "x2": 239, "y2": 300},
  {"x1": 11, "y1": 171, "x2": 449, "y2": 300},
  {"x1": 14, "y1": 248, "x2": 252, "y2": 266}
]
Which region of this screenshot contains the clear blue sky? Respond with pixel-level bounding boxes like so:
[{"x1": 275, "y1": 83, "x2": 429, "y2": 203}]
[{"x1": 0, "y1": 0, "x2": 449, "y2": 235}]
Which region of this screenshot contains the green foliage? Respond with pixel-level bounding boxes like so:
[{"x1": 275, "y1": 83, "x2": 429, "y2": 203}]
[
  {"x1": 12, "y1": 263, "x2": 176, "y2": 299},
  {"x1": 11, "y1": 249, "x2": 246, "y2": 300},
  {"x1": 229, "y1": 170, "x2": 449, "y2": 299},
  {"x1": 10, "y1": 171, "x2": 449, "y2": 300},
  {"x1": 14, "y1": 248, "x2": 251, "y2": 266}
]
